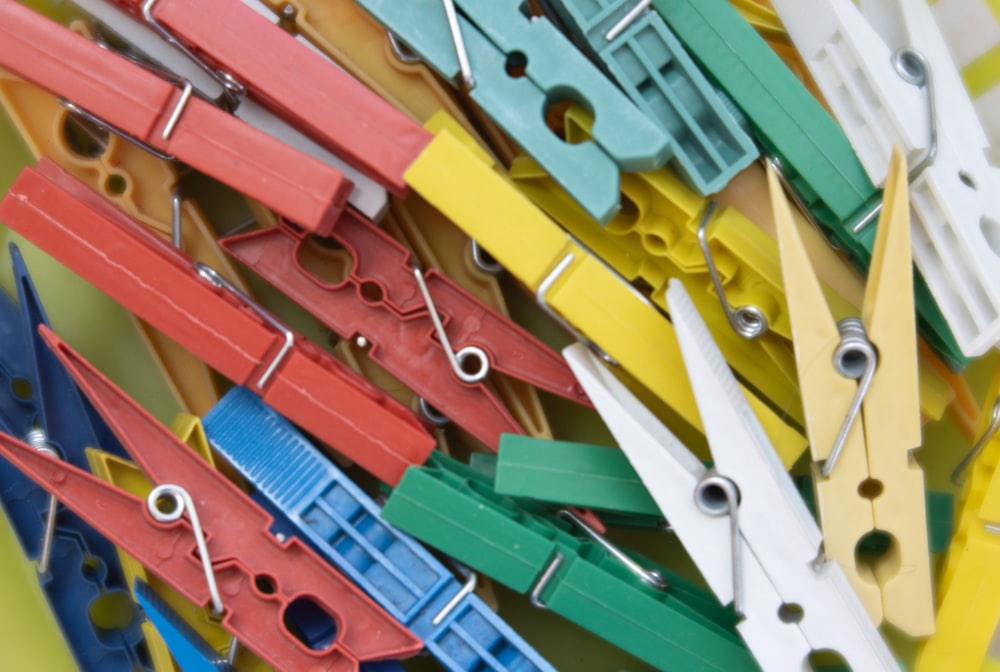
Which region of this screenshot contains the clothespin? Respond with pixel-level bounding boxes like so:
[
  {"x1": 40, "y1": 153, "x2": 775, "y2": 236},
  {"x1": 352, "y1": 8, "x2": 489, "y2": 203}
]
[
  {"x1": 0, "y1": 66, "x2": 246, "y2": 415},
  {"x1": 0, "y1": 328, "x2": 424, "y2": 671},
  {"x1": 90, "y1": 0, "x2": 432, "y2": 201},
  {"x1": 0, "y1": 243, "x2": 150, "y2": 671},
  {"x1": 379, "y1": 195, "x2": 557, "y2": 440},
  {"x1": 356, "y1": 0, "x2": 672, "y2": 224},
  {"x1": 85, "y1": 415, "x2": 274, "y2": 672},
  {"x1": 654, "y1": 0, "x2": 975, "y2": 371},
  {"x1": 915, "y1": 367, "x2": 1000, "y2": 671},
  {"x1": 239, "y1": 0, "x2": 518, "y2": 164},
  {"x1": 66, "y1": 0, "x2": 389, "y2": 221},
  {"x1": 494, "y1": 435, "x2": 662, "y2": 520},
  {"x1": 509, "y1": 103, "x2": 812, "y2": 441},
  {"x1": 219, "y1": 216, "x2": 589, "y2": 449},
  {"x1": 564, "y1": 280, "x2": 902, "y2": 671},
  {"x1": 650, "y1": 0, "x2": 879, "y2": 241},
  {"x1": 772, "y1": 0, "x2": 1000, "y2": 358},
  {"x1": 403, "y1": 111, "x2": 806, "y2": 463},
  {"x1": 0, "y1": 0, "x2": 354, "y2": 236},
  {"x1": 546, "y1": 0, "x2": 759, "y2": 195},
  {"x1": 0, "y1": 159, "x2": 435, "y2": 485},
  {"x1": 775, "y1": 149, "x2": 933, "y2": 635},
  {"x1": 203, "y1": 386, "x2": 559, "y2": 672},
  {"x1": 380, "y1": 452, "x2": 759, "y2": 671}
]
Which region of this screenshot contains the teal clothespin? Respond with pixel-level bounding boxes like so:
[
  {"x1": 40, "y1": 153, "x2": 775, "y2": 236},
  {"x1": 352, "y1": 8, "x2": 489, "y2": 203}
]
[
  {"x1": 546, "y1": 0, "x2": 758, "y2": 195},
  {"x1": 355, "y1": 0, "x2": 672, "y2": 224}
]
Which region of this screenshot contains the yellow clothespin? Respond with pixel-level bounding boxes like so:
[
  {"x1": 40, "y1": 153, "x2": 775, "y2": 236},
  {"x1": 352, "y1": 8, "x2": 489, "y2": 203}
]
[
  {"x1": 251, "y1": 0, "x2": 518, "y2": 164},
  {"x1": 84, "y1": 415, "x2": 274, "y2": 672},
  {"x1": 513, "y1": 105, "x2": 955, "y2": 441},
  {"x1": 406, "y1": 110, "x2": 806, "y2": 464},
  {"x1": 0, "y1": 67, "x2": 242, "y2": 416},
  {"x1": 717, "y1": 161, "x2": 969, "y2": 438},
  {"x1": 915, "y1": 365, "x2": 1000, "y2": 671},
  {"x1": 774, "y1": 148, "x2": 933, "y2": 636},
  {"x1": 510, "y1": 104, "x2": 812, "y2": 434}
]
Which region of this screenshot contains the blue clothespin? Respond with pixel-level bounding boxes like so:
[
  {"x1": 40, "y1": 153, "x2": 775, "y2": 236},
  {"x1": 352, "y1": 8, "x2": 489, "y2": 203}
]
[
  {"x1": 356, "y1": 0, "x2": 671, "y2": 224},
  {"x1": 0, "y1": 243, "x2": 150, "y2": 672},
  {"x1": 203, "y1": 386, "x2": 559, "y2": 672}
]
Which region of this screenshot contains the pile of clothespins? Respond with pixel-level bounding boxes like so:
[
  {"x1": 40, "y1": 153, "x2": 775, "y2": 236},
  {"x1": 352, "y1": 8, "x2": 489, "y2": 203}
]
[{"x1": 1, "y1": 0, "x2": 999, "y2": 670}]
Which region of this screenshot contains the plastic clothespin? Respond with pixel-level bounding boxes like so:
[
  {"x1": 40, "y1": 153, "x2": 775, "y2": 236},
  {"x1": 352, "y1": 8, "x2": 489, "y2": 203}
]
[
  {"x1": 137, "y1": 576, "x2": 407, "y2": 672},
  {"x1": 66, "y1": 0, "x2": 389, "y2": 221},
  {"x1": 509, "y1": 103, "x2": 814, "y2": 445},
  {"x1": 93, "y1": 0, "x2": 432, "y2": 201},
  {"x1": 0, "y1": 67, "x2": 246, "y2": 416},
  {"x1": 379, "y1": 195, "x2": 557, "y2": 440},
  {"x1": 0, "y1": 244, "x2": 151, "y2": 671},
  {"x1": 546, "y1": 0, "x2": 758, "y2": 195},
  {"x1": 914, "y1": 367, "x2": 1000, "y2": 671},
  {"x1": 203, "y1": 386, "x2": 559, "y2": 672},
  {"x1": 773, "y1": 0, "x2": 1000, "y2": 358},
  {"x1": 563, "y1": 280, "x2": 902, "y2": 671},
  {"x1": 403, "y1": 111, "x2": 806, "y2": 463},
  {"x1": 238, "y1": 0, "x2": 517, "y2": 163},
  {"x1": 380, "y1": 452, "x2": 759, "y2": 671},
  {"x1": 657, "y1": 0, "x2": 975, "y2": 371},
  {"x1": 219, "y1": 217, "x2": 589, "y2": 449},
  {"x1": 0, "y1": 329, "x2": 424, "y2": 671},
  {"x1": 649, "y1": 0, "x2": 879, "y2": 241},
  {"x1": 0, "y1": 0, "x2": 354, "y2": 236},
  {"x1": 85, "y1": 415, "x2": 274, "y2": 672},
  {"x1": 0, "y1": 159, "x2": 435, "y2": 486},
  {"x1": 775, "y1": 149, "x2": 933, "y2": 635},
  {"x1": 356, "y1": 0, "x2": 672, "y2": 224},
  {"x1": 494, "y1": 435, "x2": 661, "y2": 519}
]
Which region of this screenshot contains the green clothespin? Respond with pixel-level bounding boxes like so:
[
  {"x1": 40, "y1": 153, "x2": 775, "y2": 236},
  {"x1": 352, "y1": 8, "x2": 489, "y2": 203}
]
[
  {"x1": 651, "y1": 0, "x2": 968, "y2": 368},
  {"x1": 495, "y1": 435, "x2": 661, "y2": 519},
  {"x1": 381, "y1": 452, "x2": 761, "y2": 672}
]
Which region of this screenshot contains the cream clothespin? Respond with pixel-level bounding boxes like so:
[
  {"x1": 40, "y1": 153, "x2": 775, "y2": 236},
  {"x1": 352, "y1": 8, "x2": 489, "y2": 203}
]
[
  {"x1": 564, "y1": 280, "x2": 900, "y2": 671},
  {"x1": 774, "y1": 149, "x2": 933, "y2": 636}
]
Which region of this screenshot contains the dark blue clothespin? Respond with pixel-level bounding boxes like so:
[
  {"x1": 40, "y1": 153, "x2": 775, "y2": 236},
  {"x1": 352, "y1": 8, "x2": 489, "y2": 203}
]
[{"x1": 0, "y1": 243, "x2": 150, "y2": 671}]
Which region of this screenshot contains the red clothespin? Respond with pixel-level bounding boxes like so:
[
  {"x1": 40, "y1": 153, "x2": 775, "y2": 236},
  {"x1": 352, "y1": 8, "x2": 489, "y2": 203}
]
[
  {"x1": 0, "y1": 327, "x2": 424, "y2": 671},
  {"x1": 0, "y1": 159, "x2": 435, "y2": 485},
  {"x1": 0, "y1": 0, "x2": 352, "y2": 236},
  {"x1": 98, "y1": 0, "x2": 433, "y2": 196},
  {"x1": 219, "y1": 216, "x2": 591, "y2": 449}
]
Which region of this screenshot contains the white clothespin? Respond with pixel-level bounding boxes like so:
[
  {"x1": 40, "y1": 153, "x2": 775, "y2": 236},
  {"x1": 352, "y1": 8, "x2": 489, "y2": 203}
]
[
  {"x1": 774, "y1": 0, "x2": 1000, "y2": 357},
  {"x1": 70, "y1": 0, "x2": 389, "y2": 220},
  {"x1": 564, "y1": 282, "x2": 901, "y2": 672},
  {"x1": 768, "y1": 0, "x2": 930, "y2": 184}
]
